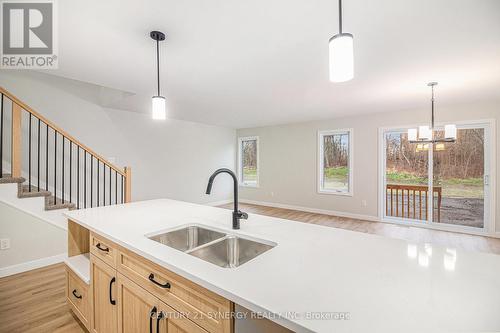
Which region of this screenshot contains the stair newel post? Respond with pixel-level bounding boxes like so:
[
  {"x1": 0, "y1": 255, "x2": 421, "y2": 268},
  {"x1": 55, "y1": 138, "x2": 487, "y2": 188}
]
[
  {"x1": 124, "y1": 166, "x2": 131, "y2": 203},
  {"x1": 11, "y1": 103, "x2": 22, "y2": 178}
]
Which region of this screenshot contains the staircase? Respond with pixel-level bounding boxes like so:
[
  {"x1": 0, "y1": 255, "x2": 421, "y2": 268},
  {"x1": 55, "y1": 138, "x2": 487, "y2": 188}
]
[{"x1": 0, "y1": 87, "x2": 131, "y2": 225}]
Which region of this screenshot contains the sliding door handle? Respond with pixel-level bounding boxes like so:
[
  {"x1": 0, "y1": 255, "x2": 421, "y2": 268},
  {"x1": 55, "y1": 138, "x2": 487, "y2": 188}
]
[{"x1": 109, "y1": 277, "x2": 116, "y2": 305}]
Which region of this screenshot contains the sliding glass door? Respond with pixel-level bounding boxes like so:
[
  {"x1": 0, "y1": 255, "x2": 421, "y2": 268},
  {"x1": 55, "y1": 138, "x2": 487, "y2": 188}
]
[{"x1": 382, "y1": 122, "x2": 491, "y2": 230}]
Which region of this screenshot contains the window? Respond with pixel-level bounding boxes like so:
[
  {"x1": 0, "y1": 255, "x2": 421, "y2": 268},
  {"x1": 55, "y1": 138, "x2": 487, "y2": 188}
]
[
  {"x1": 381, "y1": 123, "x2": 491, "y2": 230},
  {"x1": 238, "y1": 136, "x2": 259, "y2": 187},
  {"x1": 318, "y1": 129, "x2": 352, "y2": 195}
]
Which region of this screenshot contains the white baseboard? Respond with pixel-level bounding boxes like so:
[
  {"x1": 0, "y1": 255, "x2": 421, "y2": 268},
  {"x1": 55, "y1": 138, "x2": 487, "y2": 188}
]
[
  {"x1": 239, "y1": 199, "x2": 380, "y2": 222},
  {"x1": 205, "y1": 199, "x2": 233, "y2": 207},
  {"x1": 0, "y1": 253, "x2": 67, "y2": 278}
]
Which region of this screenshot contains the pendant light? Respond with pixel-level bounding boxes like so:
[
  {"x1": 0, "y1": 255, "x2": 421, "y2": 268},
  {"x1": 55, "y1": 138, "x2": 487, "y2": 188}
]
[
  {"x1": 150, "y1": 31, "x2": 166, "y2": 120},
  {"x1": 329, "y1": 0, "x2": 354, "y2": 82},
  {"x1": 408, "y1": 82, "x2": 457, "y2": 148}
]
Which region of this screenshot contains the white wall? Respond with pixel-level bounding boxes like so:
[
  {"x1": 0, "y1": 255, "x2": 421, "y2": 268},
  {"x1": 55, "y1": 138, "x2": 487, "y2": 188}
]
[
  {"x1": 0, "y1": 71, "x2": 236, "y2": 204},
  {"x1": 237, "y1": 101, "x2": 500, "y2": 234},
  {"x1": 0, "y1": 201, "x2": 66, "y2": 273}
]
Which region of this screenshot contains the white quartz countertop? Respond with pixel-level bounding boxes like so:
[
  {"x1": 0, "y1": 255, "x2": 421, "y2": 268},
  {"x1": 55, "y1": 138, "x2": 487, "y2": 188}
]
[{"x1": 65, "y1": 199, "x2": 500, "y2": 333}]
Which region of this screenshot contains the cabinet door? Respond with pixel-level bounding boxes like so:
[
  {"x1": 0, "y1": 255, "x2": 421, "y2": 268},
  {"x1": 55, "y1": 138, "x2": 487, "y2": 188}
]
[
  {"x1": 158, "y1": 302, "x2": 209, "y2": 333},
  {"x1": 91, "y1": 255, "x2": 118, "y2": 333},
  {"x1": 117, "y1": 273, "x2": 160, "y2": 333}
]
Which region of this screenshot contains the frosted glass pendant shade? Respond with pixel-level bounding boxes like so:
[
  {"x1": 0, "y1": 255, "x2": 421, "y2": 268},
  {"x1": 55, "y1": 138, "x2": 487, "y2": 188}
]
[
  {"x1": 418, "y1": 126, "x2": 432, "y2": 140},
  {"x1": 444, "y1": 124, "x2": 457, "y2": 140},
  {"x1": 408, "y1": 128, "x2": 418, "y2": 141},
  {"x1": 329, "y1": 33, "x2": 354, "y2": 82},
  {"x1": 152, "y1": 96, "x2": 166, "y2": 120}
]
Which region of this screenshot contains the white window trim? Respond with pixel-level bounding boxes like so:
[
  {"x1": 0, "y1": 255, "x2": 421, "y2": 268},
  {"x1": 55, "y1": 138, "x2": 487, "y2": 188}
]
[
  {"x1": 317, "y1": 129, "x2": 353, "y2": 196},
  {"x1": 238, "y1": 136, "x2": 260, "y2": 188}
]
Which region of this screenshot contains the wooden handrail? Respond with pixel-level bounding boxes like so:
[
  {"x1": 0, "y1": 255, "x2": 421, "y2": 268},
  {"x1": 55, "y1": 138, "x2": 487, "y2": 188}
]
[{"x1": 0, "y1": 86, "x2": 125, "y2": 176}]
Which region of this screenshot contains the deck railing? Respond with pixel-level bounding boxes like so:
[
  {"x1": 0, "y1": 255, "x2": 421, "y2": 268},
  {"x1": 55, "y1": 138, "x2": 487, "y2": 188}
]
[
  {"x1": 386, "y1": 184, "x2": 441, "y2": 222},
  {"x1": 0, "y1": 86, "x2": 131, "y2": 207}
]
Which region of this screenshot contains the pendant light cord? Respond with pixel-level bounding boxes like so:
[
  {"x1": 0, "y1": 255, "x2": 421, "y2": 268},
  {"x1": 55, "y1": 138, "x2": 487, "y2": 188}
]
[
  {"x1": 338, "y1": 0, "x2": 343, "y2": 33},
  {"x1": 156, "y1": 39, "x2": 160, "y2": 96},
  {"x1": 431, "y1": 84, "x2": 435, "y2": 130}
]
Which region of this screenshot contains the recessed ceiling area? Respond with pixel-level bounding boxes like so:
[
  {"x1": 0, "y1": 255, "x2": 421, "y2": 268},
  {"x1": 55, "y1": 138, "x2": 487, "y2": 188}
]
[{"x1": 43, "y1": 0, "x2": 500, "y2": 128}]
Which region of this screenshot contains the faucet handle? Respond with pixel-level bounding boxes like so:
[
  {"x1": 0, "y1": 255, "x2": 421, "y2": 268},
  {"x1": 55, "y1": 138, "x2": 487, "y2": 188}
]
[{"x1": 238, "y1": 210, "x2": 248, "y2": 220}]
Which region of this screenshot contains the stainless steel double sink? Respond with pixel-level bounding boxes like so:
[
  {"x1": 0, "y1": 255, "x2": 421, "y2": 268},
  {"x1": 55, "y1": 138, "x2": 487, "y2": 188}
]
[{"x1": 147, "y1": 225, "x2": 276, "y2": 268}]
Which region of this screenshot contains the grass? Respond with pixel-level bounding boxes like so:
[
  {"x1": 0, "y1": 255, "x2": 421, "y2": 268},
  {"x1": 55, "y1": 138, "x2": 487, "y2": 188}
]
[
  {"x1": 242, "y1": 167, "x2": 257, "y2": 181},
  {"x1": 386, "y1": 170, "x2": 484, "y2": 198}
]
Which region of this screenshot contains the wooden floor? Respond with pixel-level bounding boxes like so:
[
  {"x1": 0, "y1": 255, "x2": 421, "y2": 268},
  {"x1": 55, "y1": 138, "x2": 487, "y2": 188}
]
[
  {"x1": 220, "y1": 203, "x2": 500, "y2": 255},
  {"x1": 1, "y1": 203, "x2": 499, "y2": 333},
  {"x1": 0, "y1": 263, "x2": 86, "y2": 333}
]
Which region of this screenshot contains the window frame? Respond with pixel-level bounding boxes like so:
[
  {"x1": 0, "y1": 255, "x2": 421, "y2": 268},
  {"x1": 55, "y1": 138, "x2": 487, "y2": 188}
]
[
  {"x1": 317, "y1": 129, "x2": 353, "y2": 196},
  {"x1": 238, "y1": 136, "x2": 260, "y2": 188}
]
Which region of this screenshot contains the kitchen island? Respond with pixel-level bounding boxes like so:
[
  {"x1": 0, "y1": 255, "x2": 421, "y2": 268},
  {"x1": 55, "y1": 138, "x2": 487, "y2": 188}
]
[{"x1": 64, "y1": 199, "x2": 500, "y2": 333}]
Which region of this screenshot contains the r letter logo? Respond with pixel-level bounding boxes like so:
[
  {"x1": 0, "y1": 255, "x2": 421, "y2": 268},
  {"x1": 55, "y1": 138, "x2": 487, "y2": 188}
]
[{"x1": 1, "y1": 0, "x2": 58, "y2": 68}]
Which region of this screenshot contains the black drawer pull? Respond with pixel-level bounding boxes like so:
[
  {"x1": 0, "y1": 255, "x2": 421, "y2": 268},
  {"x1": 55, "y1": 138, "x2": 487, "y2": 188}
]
[
  {"x1": 72, "y1": 289, "x2": 82, "y2": 299},
  {"x1": 156, "y1": 311, "x2": 165, "y2": 332},
  {"x1": 148, "y1": 273, "x2": 171, "y2": 289},
  {"x1": 149, "y1": 306, "x2": 157, "y2": 333},
  {"x1": 109, "y1": 277, "x2": 116, "y2": 305},
  {"x1": 96, "y1": 243, "x2": 109, "y2": 252}
]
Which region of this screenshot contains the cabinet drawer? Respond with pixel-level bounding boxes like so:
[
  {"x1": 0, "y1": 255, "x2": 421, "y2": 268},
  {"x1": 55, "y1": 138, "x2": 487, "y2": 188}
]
[
  {"x1": 66, "y1": 266, "x2": 90, "y2": 329},
  {"x1": 117, "y1": 248, "x2": 233, "y2": 333},
  {"x1": 90, "y1": 232, "x2": 118, "y2": 268}
]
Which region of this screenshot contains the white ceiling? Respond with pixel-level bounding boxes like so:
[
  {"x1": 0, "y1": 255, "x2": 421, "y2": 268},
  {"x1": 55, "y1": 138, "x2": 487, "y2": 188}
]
[{"x1": 45, "y1": 0, "x2": 500, "y2": 128}]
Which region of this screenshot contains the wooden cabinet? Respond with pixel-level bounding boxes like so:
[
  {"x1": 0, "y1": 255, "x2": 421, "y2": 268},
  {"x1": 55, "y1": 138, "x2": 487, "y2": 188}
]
[
  {"x1": 118, "y1": 273, "x2": 208, "y2": 333},
  {"x1": 117, "y1": 273, "x2": 158, "y2": 333},
  {"x1": 65, "y1": 266, "x2": 90, "y2": 329},
  {"x1": 91, "y1": 255, "x2": 118, "y2": 333},
  {"x1": 91, "y1": 232, "x2": 118, "y2": 268},
  {"x1": 67, "y1": 228, "x2": 233, "y2": 333},
  {"x1": 118, "y1": 247, "x2": 233, "y2": 333}
]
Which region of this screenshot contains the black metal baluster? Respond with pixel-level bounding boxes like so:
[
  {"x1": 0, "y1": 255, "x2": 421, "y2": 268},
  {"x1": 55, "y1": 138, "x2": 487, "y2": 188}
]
[
  {"x1": 102, "y1": 162, "x2": 105, "y2": 207},
  {"x1": 77, "y1": 146, "x2": 80, "y2": 209},
  {"x1": 97, "y1": 160, "x2": 100, "y2": 206},
  {"x1": 29, "y1": 113, "x2": 32, "y2": 191},
  {"x1": 121, "y1": 175, "x2": 124, "y2": 203},
  {"x1": 90, "y1": 155, "x2": 93, "y2": 208},
  {"x1": 37, "y1": 118, "x2": 40, "y2": 191},
  {"x1": 70, "y1": 141, "x2": 72, "y2": 203},
  {"x1": 0, "y1": 93, "x2": 3, "y2": 178},
  {"x1": 84, "y1": 151, "x2": 86, "y2": 208},
  {"x1": 115, "y1": 171, "x2": 117, "y2": 205},
  {"x1": 46, "y1": 124, "x2": 48, "y2": 191},
  {"x1": 109, "y1": 166, "x2": 111, "y2": 205},
  {"x1": 54, "y1": 130, "x2": 57, "y2": 204},
  {"x1": 62, "y1": 136, "x2": 65, "y2": 203}
]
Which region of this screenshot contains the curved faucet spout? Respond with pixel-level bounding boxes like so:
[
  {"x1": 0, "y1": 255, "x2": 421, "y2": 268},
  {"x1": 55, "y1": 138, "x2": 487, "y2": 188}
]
[{"x1": 205, "y1": 168, "x2": 247, "y2": 229}]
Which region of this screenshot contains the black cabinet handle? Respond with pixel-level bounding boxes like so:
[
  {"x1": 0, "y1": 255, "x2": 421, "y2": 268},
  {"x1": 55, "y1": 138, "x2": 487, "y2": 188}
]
[
  {"x1": 149, "y1": 306, "x2": 157, "y2": 333},
  {"x1": 148, "y1": 273, "x2": 171, "y2": 289},
  {"x1": 156, "y1": 311, "x2": 165, "y2": 332},
  {"x1": 109, "y1": 277, "x2": 116, "y2": 305},
  {"x1": 72, "y1": 289, "x2": 82, "y2": 299},
  {"x1": 96, "y1": 243, "x2": 109, "y2": 252}
]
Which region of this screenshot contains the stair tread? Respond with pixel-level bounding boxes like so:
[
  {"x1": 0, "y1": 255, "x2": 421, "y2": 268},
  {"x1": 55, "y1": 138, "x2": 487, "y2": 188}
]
[
  {"x1": 45, "y1": 195, "x2": 76, "y2": 211},
  {"x1": 0, "y1": 174, "x2": 25, "y2": 184},
  {"x1": 18, "y1": 185, "x2": 52, "y2": 198}
]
